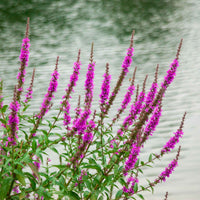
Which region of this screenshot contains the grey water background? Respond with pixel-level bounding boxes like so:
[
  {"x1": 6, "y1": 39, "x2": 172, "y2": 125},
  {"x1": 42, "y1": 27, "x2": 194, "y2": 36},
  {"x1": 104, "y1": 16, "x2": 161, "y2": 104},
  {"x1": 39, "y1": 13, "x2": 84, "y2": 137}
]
[{"x1": 0, "y1": 0, "x2": 200, "y2": 199}]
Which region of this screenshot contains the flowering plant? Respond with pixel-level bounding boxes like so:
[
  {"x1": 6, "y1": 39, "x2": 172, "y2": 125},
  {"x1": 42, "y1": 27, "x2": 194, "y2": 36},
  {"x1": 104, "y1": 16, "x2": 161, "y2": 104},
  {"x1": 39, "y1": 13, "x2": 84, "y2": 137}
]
[{"x1": 0, "y1": 18, "x2": 186, "y2": 200}]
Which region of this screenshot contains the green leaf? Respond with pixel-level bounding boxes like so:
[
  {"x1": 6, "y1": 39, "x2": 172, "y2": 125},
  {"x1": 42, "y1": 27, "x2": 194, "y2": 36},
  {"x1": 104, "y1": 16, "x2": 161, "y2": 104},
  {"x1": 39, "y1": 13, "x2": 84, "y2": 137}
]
[
  {"x1": 141, "y1": 161, "x2": 145, "y2": 166},
  {"x1": 0, "y1": 177, "x2": 13, "y2": 200},
  {"x1": 1, "y1": 105, "x2": 8, "y2": 113},
  {"x1": 148, "y1": 154, "x2": 153, "y2": 162},
  {"x1": 134, "y1": 159, "x2": 140, "y2": 168},
  {"x1": 83, "y1": 164, "x2": 103, "y2": 174},
  {"x1": 118, "y1": 177, "x2": 126, "y2": 186},
  {"x1": 66, "y1": 191, "x2": 80, "y2": 200},
  {"x1": 134, "y1": 182, "x2": 138, "y2": 193},
  {"x1": 98, "y1": 195, "x2": 104, "y2": 200},
  {"x1": 137, "y1": 194, "x2": 145, "y2": 200},
  {"x1": 32, "y1": 139, "x2": 37, "y2": 152},
  {"x1": 50, "y1": 147, "x2": 59, "y2": 154},
  {"x1": 115, "y1": 190, "x2": 123, "y2": 200}
]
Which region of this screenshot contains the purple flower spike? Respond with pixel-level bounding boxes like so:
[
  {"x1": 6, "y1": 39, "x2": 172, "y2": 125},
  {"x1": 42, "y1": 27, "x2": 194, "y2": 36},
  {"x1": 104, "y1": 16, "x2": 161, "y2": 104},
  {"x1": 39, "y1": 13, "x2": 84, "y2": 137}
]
[
  {"x1": 143, "y1": 104, "x2": 162, "y2": 142},
  {"x1": 155, "y1": 146, "x2": 181, "y2": 184},
  {"x1": 161, "y1": 129, "x2": 183, "y2": 154},
  {"x1": 74, "y1": 110, "x2": 90, "y2": 135},
  {"x1": 145, "y1": 82, "x2": 158, "y2": 110},
  {"x1": 8, "y1": 88, "x2": 20, "y2": 145},
  {"x1": 124, "y1": 90, "x2": 145, "y2": 125},
  {"x1": 120, "y1": 84, "x2": 135, "y2": 110},
  {"x1": 156, "y1": 159, "x2": 178, "y2": 183},
  {"x1": 64, "y1": 50, "x2": 81, "y2": 99},
  {"x1": 84, "y1": 62, "x2": 95, "y2": 109},
  {"x1": 16, "y1": 18, "x2": 30, "y2": 100},
  {"x1": 123, "y1": 177, "x2": 138, "y2": 194},
  {"x1": 161, "y1": 59, "x2": 179, "y2": 89},
  {"x1": 122, "y1": 47, "x2": 134, "y2": 75},
  {"x1": 99, "y1": 63, "x2": 111, "y2": 108},
  {"x1": 124, "y1": 143, "x2": 140, "y2": 176},
  {"x1": 161, "y1": 113, "x2": 186, "y2": 154},
  {"x1": 82, "y1": 120, "x2": 95, "y2": 143},
  {"x1": 63, "y1": 100, "x2": 71, "y2": 127},
  {"x1": 37, "y1": 57, "x2": 59, "y2": 119},
  {"x1": 18, "y1": 37, "x2": 30, "y2": 69}
]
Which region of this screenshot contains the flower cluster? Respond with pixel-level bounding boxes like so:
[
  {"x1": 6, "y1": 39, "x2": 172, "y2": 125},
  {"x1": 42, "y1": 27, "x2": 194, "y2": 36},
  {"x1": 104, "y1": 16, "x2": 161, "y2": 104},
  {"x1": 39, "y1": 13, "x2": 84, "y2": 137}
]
[
  {"x1": 142, "y1": 104, "x2": 162, "y2": 142},
  {"x1": 122, "y1": 47, "x2": 134, "y2": 75},
  {"x1": 37, "y1": 58, "x2": 59, "y2": 119},
  {"x1": 124, "y1": 143, "x2": 140, "y2": 176},
  {"x1": 161, "y1": 59, "x2": 179, "y2": 89},
  {"x1": 84, "y1": 62, "x2": 95, "y2": 109},
  {"x1": 123, "y1": 176, "x2": 138, "y2": 194},
  {"x1": 16, "y1": 19, "x2": 30, "y2": 100},
  {"x1": 99, "y1": 63, "x2": 111, "y2": 108}
]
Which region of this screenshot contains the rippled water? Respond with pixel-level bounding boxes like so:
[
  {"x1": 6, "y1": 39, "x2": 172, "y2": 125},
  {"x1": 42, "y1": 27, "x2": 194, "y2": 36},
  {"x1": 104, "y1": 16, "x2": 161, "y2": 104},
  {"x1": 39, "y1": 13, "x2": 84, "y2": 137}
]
[{"x1": 0, "y1": 0, "x2": 200, "y2": 199}]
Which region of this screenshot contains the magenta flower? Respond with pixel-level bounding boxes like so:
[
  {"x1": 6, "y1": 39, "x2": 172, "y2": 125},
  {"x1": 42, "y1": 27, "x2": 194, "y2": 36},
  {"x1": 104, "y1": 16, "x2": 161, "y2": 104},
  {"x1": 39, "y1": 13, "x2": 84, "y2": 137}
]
[
  {"x1": 161, "y1": 129, "x2": 183, "y2": 154},
  {"x1": 145, "y1": 82, "x2": 158, "y2": 110},
  {"x1": 19, "y1": 38, "x2": 30, "y2": 67},
  {"x1": 124, "y1": 143, "x2": 140, "y2": 176},
  {"x1": 118, "y1": 90, "x2": 145, "y2": 136},
  {"x1": 37, "y1": 59, "x2": 59, "y2": 119},
  {"x1": 120, "y1": 85, "x2": 135, "y2": 111},
  {"x1": 123, "y1": 176, "x2": 138, "y2": 194},
  {"x1": 154, "y1": 146, "x2": 181, "y2": 184},
  {"x1": 63, "y1": 100, "x2": 71, "y2": 127},
  {"x1": 161, "y1": 59, "x2": 179, "y2": 89},
  {"x1": 74, "y1": 110, "x2": 90, "y2": 135},
  {"x1": 63, "y1": 51, "x2": 81, "y2": 99},
  {"x1": 143, "y1": 104, "x2": 162, "y2": 142},
  {"x1": 84, "y1": 62, "x2": 95, "y2": 109},
  {"x1": 157, "y1": 159, "x2": 178, "y2": 182},
  {"x1": 99, "y1": 63, "x2": 111, "y2": 107},
  {"x1": 82, "y1": 120, "x2": 95, "y2": 143},
  {"x1": 8, "y1": 89, "x2": 20, "y2": 145},
  {"x1": 61, "y1": 51, "x2": 81, "y2": 127},
  {"x1": 16, "y1": 23, "x2": 30, "y2": 101},
  {"x1": 122, "y1": 47, "x2": 134, "y2": 75}
]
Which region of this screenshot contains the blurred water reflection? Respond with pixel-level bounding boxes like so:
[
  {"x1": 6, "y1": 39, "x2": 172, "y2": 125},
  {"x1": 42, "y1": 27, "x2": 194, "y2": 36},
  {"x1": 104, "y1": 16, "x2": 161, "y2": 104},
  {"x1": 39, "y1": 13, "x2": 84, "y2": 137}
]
[{"x1": 0, "y1": 0, "x2": 199, "y2": 199}]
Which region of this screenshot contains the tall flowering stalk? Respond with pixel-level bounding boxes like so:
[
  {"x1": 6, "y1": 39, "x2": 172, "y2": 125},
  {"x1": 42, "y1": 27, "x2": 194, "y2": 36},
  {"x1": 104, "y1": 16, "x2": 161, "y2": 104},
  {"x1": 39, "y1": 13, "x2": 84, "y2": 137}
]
[
  {"x1": 84, "y1": 43, "x2": 95, "y2": 110},
  {"x1": 111, "y1": 67, "x2": 136, "y2": 127},
  {"x1": 30, "y1": 57, "x2": 59, "y2": 138},
  {"x1": 37, "y1": 57, "x2": 59, "y2": 119},
  {"x1": 61, "y1": 50, "x2": 81, "y2": 128},
  {"x1": 105, "y1": 31, "x2": 135, "y2": 114},
  {"x1": 16, "y1": 18, "x2": 30, "y2": 101}
]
